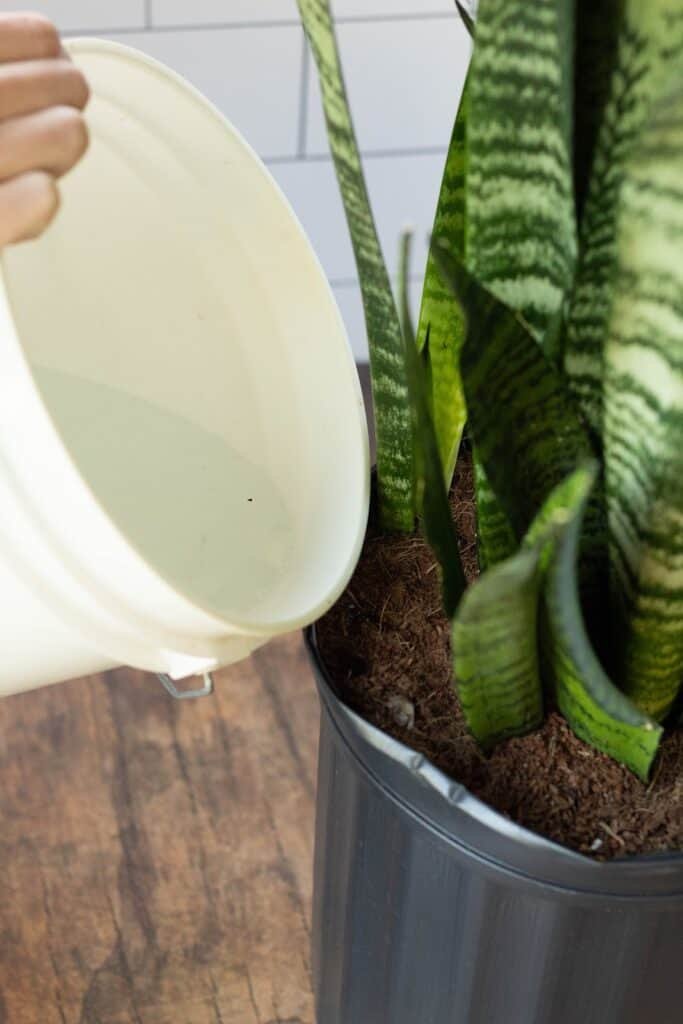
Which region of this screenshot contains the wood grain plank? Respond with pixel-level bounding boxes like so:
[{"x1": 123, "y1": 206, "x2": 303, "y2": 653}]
[{"x1": 0, "y1": 634, "x2": 317, "y2": 1024}]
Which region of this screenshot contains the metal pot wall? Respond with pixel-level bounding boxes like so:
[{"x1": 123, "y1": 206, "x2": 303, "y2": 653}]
[{"x1": 307, "y1": 627, "x2": 683, "y2": 1024}]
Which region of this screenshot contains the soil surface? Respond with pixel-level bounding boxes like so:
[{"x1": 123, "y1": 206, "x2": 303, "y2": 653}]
[{"x1": 317, "y1": 449, "x2": 683, "y2": 860}]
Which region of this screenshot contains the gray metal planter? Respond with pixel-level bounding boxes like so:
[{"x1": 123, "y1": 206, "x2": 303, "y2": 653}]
[{"x1": 306, "y1": 627, "x2": 683, "y2": 1024}]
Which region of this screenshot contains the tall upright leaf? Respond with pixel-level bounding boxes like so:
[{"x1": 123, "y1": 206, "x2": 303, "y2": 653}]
[
  {"x1": 400, "y1": 234, "x2": 465, "y2": 617},
  {"x1": 297, "y1": 0, "x2": 413, "y2": 530},
  {"x1": 465, "y1": 0, "x2": 577, "y2": 348},
  {"x1": 463, "y1": 0, "x2": 577, "y2": 571},
  {"x1": 544, "y1": 466, "x2": 662, "y2": 780},
  {"x1": 604, "y1": 78, "x2": 683, "y2": 721},
  {"x1": 416, "y1": 75, "x2": 470, "y2": 486},
  {"x1": 564, "y1": 1, "x2": 683, "y2": 436},
  {"x1": 472, "y1": 458, "x2": 517, "y2": 571},
  {"x1": 455, "y1": 1, "x2": 475, "y2": 39},
  {"x1": 434, "y1": 248, "x2": 604, "y2": 580}
]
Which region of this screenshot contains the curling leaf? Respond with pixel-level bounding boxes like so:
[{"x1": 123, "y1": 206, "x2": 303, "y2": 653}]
[
  {"x1": 455, "y1": 460, "x2": 662, "y2": 777},
  {"x1": 455, "y1": 465, "x2": 598, "y2": 750},
  {"x1": 544, "y1": 466, "x2": 662, "y2": 779},
  {"x1": 454, "y1": 544, "x2": 545, "y2": 750}
]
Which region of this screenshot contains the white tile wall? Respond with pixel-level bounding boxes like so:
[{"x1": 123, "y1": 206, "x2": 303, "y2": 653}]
[
  {"x1": 0, "y1": 1, "x2": 145, "y2": 31},
  {"x1": 106, "y1": 25, "x2": 304, "y2": 159},
  {"x1": 151, "y1": 1, "x2": 299, "y2": 27},
  {"x1": 332, "y1": 1, "x2": 455, "y2": 17},
  {"x1": 0, "y1": 1, "x2": 469, "y2": 358},
  {"x1": 271, "y1": 151, "x2": 445, "y2": 284},
  {"x1": 270, "y1": 159, "x2": 356, "y2": 282},
  {"x1": 305, "y1": 16, "x2": 470, "y2": 156},
  {"x1": 365, "y1": 151, "x2": 448, "y2": 279}
]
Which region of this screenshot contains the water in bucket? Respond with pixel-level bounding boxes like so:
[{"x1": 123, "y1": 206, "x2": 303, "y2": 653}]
[{"x1": 33, "y1": 367, "x2": 296, "y2": 619}]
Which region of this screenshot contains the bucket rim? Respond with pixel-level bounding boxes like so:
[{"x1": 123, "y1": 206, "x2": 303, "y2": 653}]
[
  {"x1": 0, "y1": 37, "x2": 370, "y2": 663},
  {"x1": 62, "y1": 37, "x2": 371, "y2": 637}
]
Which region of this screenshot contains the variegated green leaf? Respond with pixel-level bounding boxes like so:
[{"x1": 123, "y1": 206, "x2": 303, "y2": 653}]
[
  {"x1": 564, "y1": 1, "x2": 683, "y2": 435},
  {"x1": 434, "y1": 247, "x2": 604, "y2": 579},
  {"x1": 453, "y1": 466, "x2": 593, "y2": 750},
  {"x1": 416, "y1": 75, "x2": 469, "y2": 486},
  {"x1": 463, "y1": 0, "x2": 577, "y2": 575},
  {"x1": 400, "y1": 234, "x2": 465, "y2": 617},
  {"x1": 455, "y1": 2, "x2": 474, "y2": 39},
  {"x1": 465, "y1": 0, "x2": 577, "y2": 347},
  {"x1": 544, "y1": 466, "x2": 662, "y2": 780},
  {"x1": 604, "y1": 78, "x2": 683, "y2": 721},
  {"x1": 297, "y1": 0, "x2": 413, "y2": 531},
  {"x1": 473, "y1": 456, "x2": 517, "y2": 571},
  {"x1": 453, "y1": 545, "x2": 544, "y2": 750},
  {"x1": 456, "y1": 461, "x2": 662, "y2": 775}
]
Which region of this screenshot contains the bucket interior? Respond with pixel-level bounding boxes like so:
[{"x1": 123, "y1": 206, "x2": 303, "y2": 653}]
[{"x1": 0, "y1": 42, "x2": 367, "y2": 631}]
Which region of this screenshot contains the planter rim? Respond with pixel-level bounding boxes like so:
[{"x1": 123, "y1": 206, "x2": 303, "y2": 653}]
[{"x1": 306, "y1": 625, "x2": 683, "y2": 898}]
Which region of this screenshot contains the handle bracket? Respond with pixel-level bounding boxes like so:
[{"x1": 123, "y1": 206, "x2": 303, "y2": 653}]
[{"x1": 157, "y1": 671, "x2": 214, "y2": 700}]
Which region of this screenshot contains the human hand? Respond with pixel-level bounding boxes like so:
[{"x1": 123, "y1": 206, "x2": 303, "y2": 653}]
[{"x1": 0, "y1": 12, "x2": 90, "y2": 246}]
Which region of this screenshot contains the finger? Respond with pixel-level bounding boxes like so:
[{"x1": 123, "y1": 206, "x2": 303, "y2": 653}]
[
  {"x1": 0, "y1": 13, "x2": 60, "y2": 63},
  {"x1": 0, "y1": 58, "x2": 89, "y2": 120},
  {"x1": 0, "y1": 105, "x2": 88, "y2": 181},
  {"x1": 0, "y1": 171, "x2": 59, "y2": 246}
]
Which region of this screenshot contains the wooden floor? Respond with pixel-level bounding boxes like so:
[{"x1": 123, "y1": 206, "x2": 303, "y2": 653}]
[{"x1": 0, "y1": 634, "x2": 319, "y2": 1024}]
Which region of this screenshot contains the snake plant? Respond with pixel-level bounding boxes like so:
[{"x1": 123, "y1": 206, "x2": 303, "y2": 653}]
[{"x1": 298, "y1": 0, "x2": 683, "y2": 779}]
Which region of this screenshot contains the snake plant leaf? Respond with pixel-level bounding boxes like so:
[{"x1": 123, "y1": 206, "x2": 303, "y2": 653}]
[
  {"x1": 455, "y1": 2, "x2": 475, "y2": 39},
  {"x1": 434, "y1": 246, "x2": 604, "y2": 584},
  {"x1": 400, "y1": 234, "x2": 465, "y2": 617},
  {"x1": 297, "y1": 0, "x2": 413, "y2": 531},
  {"x1": 453, "y1": 545, "x2": 544, "y2": 750},
  {"x1": 416, "y1": 75, "x2": 469, "y2": 486},
  {"x1": 473, "y1": 456, "x2": 517, "y2": 571},
  {"x1": 455, "y1": 461, "x2": 661, "y2": 775},
  {"x1": 462, "y1": 0, "x2": 577, "y2": 572},
  {"x1": 543, "y1": 466, "x2": 662, "y2": 780},
  {"x1": 564, "y1": 1, "x2": 683, "y2": 436},
  {"x1": 465, "y1": 0, "x2": 577, "y2": 349},
  {"x1": 604, "y1": 78, "x2": 683, "y2": 721},
  {"x1": 454, "y1": 464, "x2": 600, "y2": 750}
]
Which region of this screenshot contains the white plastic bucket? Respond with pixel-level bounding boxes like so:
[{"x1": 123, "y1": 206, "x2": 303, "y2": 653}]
[{"x1": 0, "y1": 40, "x2": 369, "y2": 697}]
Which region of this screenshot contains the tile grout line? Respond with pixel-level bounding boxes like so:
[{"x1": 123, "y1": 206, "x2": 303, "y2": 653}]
[
  {"x1": 266, "y1": 145, "x2": 448, "y2": 166},
  {"x1": 330, "y1": 273, "x2": 423, "y2": 289},
  {"x1": 64, "y1": 11, "x2": 461, "y2": 38},
  {"x1": 297, "y1": 35, "x2": 311, "y2": 159}
]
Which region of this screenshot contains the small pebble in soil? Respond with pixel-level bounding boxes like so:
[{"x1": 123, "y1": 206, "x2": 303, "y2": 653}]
[{"x1": 387, "y1": 694, "x2": 415, "y2": 730}]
